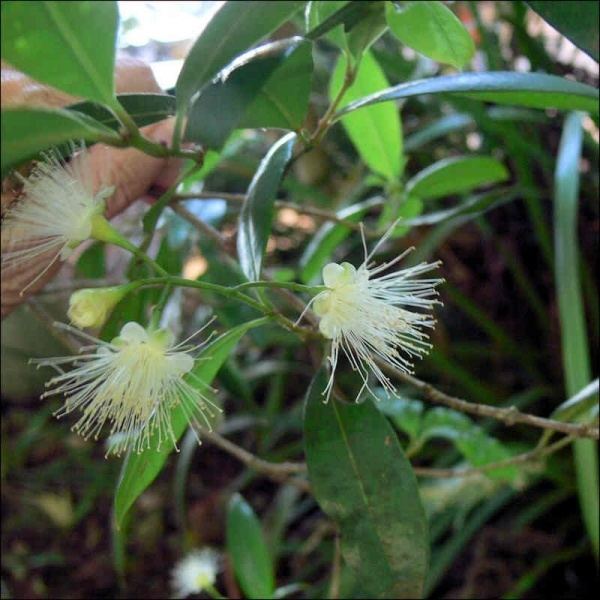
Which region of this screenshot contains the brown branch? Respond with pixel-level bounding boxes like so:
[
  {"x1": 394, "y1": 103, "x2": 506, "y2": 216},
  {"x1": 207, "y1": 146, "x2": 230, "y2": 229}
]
[{"x1": 379, "y1": 360, "x2": 599, "y2": 440}]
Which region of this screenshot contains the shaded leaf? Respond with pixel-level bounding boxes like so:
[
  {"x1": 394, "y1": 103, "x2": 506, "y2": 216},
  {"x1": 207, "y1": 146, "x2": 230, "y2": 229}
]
[
  {"x1": 185, "y1": 39, "x2": 310, "y2": 148},
  {"x1": 527, "y1": 1, "x2": 599, "y2": 61},
  {"x1": 227, "y1": 494, "x2": 275, "y2": 599},
  {"x1": 304, "y1": 370, "x2": 429, "y2": 598},
  {"x1": 176, "y1": 1, "x2": 303, "y2": 111},
  {"x1": 237, "y1": 133, "x2": 296, "y2": 281}
]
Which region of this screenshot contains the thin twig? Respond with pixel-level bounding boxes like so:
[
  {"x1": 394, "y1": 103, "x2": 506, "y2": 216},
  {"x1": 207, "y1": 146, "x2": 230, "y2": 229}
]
[
  {"x1": 200, "y1": 429, "x2": 310, "y2": 491},
  {"x1": 379, "y1": 360, "x2": 599, "y2": 440},
  {"x1": 413, "y1": 435, "x2": 575, "y2": 479}
]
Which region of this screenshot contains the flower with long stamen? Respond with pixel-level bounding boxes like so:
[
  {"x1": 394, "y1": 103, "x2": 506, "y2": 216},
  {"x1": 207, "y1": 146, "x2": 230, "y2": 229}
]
[
  {"x1": 308, "y1": 226, "x2": 443, "y2": 402},
  {"x1": 171, "y1": 548, "x2": 220, "y2": 598},
  {"x1": 33, "y1": 321, "x2": 219, "y2": 455},
  {"x1": 1, "y1": 145, "x2": 114, "y2": 293}
]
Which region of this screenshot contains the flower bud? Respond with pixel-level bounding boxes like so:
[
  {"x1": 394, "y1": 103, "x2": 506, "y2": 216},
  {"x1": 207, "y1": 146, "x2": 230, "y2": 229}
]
[{"x1": 68, "y1": 285, "x2": 131, "y2": 329}]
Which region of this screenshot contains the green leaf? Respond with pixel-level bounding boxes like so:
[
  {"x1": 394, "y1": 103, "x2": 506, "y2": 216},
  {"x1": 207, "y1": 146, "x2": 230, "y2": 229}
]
[
  {"x1": 67, "y1": 94, "x2": 176, "y2": 131},
  {"x1": 386, "y1": 1, "x2": 474, "y2": 68},
  {"x1": 554, "y1": 111, "x2": 598, "y2": 556},
  {"x1": 304, "y1": 370, "x2": 429, "y2": 598},
  {"x1": 76, "y1": 242, "x2": 106, "y2": 279},
  {"x1": 299, "y1": 197, "x2": 382, "y2": 284},
  {"x1": 527, "y1": 1, "x2": 599, "y2": 62},
  {"x1": 336, "y1": 72, "x2": 600, "y2": 117},
  {"x1": 305, "y1": 1, "x2": 350, "y2": 49},
  {"x1": 227, "y1": 493, "x2": 275, "y2": 599},
  {"x1": 1, "y1": 1, "x2": 118, "y2": 104},
  {"x1": 185, "y1": 39, "x2": 310, "y2": 148},
  {"x1": 406, "y1": 156, "x2": 509, "y2": 200},
  {"x1": 331, "y1": 51, "x2": 403, "y2": 181},
  {"x1": 1, "y1": 108, "x2": 118, "y2": 177},
  {"x1": 176, "y1": 1, "x2": 303, "y2": 111},
  {"x1": 113, "y1": 318, "x2": 267, "y2": 528},
  {"x1": 345, "y1": 2, "x2": 387, "y2": 61},
  {"x1": 241, "y1": 42, "x2": 313, "y2": 131},
  {"x1": 237, "y1": 133, "x2": 296, "y2": 281}
]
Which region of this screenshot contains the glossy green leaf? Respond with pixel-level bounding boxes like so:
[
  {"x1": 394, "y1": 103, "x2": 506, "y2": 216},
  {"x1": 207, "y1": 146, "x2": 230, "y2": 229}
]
[
  {"x1": 1, "y1": 1, "x2": 118, "y2": 104},
  {"x1": 331, "y1": 51, "x2": 403, "y2": 181},
  {"x1": 336, "y1": 72, "x2": 600, "y2": 118},
  {"x1": 554, "y1": 111, "x2": 598, "y2": 556},
  {"x1": 304, "y1": 370, "x2": 429, "y2": 598},
  {"x1": 185, "y1": 39, "x2": 310, "y2": 148},
  {"x1": 406, "y1": 156, "x2": 509, "y2": 201},
  {"x1": 527, "y1": 1, "x2": 599, "y2": 61},
  {"x1": 67, "y1": 94, "x2": 176, "y2": 131},
  {"x1": 114, "y1": 318, "x2": 267, "y2": 528},
  {"x1": 227, "y1": 493, "x2": 275, "y2": 599},
  {"x1": 386, "y1": 1, "x2": 474, "y2": 68},
  {"x1": 300, "y1": 197, "x2": 382, "y2": 283},
  {"x1": 305, "y1": 1, "x2": 350, "y2": 49},
  {"x1": 1, "y1": 108, "x2": 118, "y2": 177},
  {"x1": 176, "y1": 1, "x2": 303, "y2": 111},
  {"x1": 237, "y1": 133, "x2": 296, "y2": 281}
]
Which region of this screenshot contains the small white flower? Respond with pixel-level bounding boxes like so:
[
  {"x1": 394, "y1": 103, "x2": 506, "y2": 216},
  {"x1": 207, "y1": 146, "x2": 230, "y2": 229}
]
[
  {"x1": 171, "y1": 548, "x2": 220, "y2": 598},
  {"x1": 1, "y1": 145, "x2": 114, "y2": 292},
  {"x1": 308, "y1": 227, "x2": 443, "y2": 401},
  {"x1": 33, "y1": 321, "x2": 219, "y2": 455}
]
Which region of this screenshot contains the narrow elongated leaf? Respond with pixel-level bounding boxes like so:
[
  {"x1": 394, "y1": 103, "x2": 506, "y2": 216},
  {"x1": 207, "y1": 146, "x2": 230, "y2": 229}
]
[
  {"x1": 386, "y1": 1, "x2": 475, "y2": 68},
  {"x1": 304, "y1": 370, "x2": 429, "y2": 598},
  {"x1": 1, "y1": 1, "x2": 118, "y2": 104},
  {"x1": 114, "y1": 318, "x2": 267, "y2": 528},
  {"x1": 300, "y1": 197, "x2": 382, "y2": 283},
  {"x1": 336, "y1": 72, "x2": 600, "y2": 117},
  {"x1": 227, "y1": 494, "x2": 275, "y2": 599},
  {"x1": 176, "y1": 1, "x2": 303, "y2": 111},
  {"x1": 185, "y1": 39, "x2": 310, "y2": 148},
  {"x1": 67, "y1": 94, "x2": 176, "y2": 131},
  {"x1": 305, "y1": 1, "x2": 372, "y2": 41},
  {"x1": 406, "y1": 156, "x2": 509, "y2": 200},
  {"x1": 551, "y1": 379, "x2": 599, "y2": 424},
  {"x1": 527, "y1": 1, "x2": 599, "y2": 61},
  {"x1": 554, "y1": 112, "x2": 598, "y2": 556},
  {"x1": 237, "y1": 133, "x2": 296, "y2": 281},
  {"x1": 404, "y1": 113, "x2": 475, "y2": 151},
  {"x1": 1, "y1": 108, "x2": 118, "y2": 177},
  {"x1": 331, "y1": 51, "x2": 403, "y2": 181}
]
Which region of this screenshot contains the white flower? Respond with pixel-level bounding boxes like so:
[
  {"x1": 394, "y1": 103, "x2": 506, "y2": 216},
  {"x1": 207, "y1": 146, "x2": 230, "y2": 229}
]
[
  {"x1": 171, "y1": 548, "x2": 220, "y2": 598},
  {"x1": 1, "y1": 146, "x2": 114, "y2": 292},
  {"x1": 33, "y1": 321, "x2": 219, "y2": 455},
  {"x1": 309, "y1": 228, "x2": 443, "y2": 401}
]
